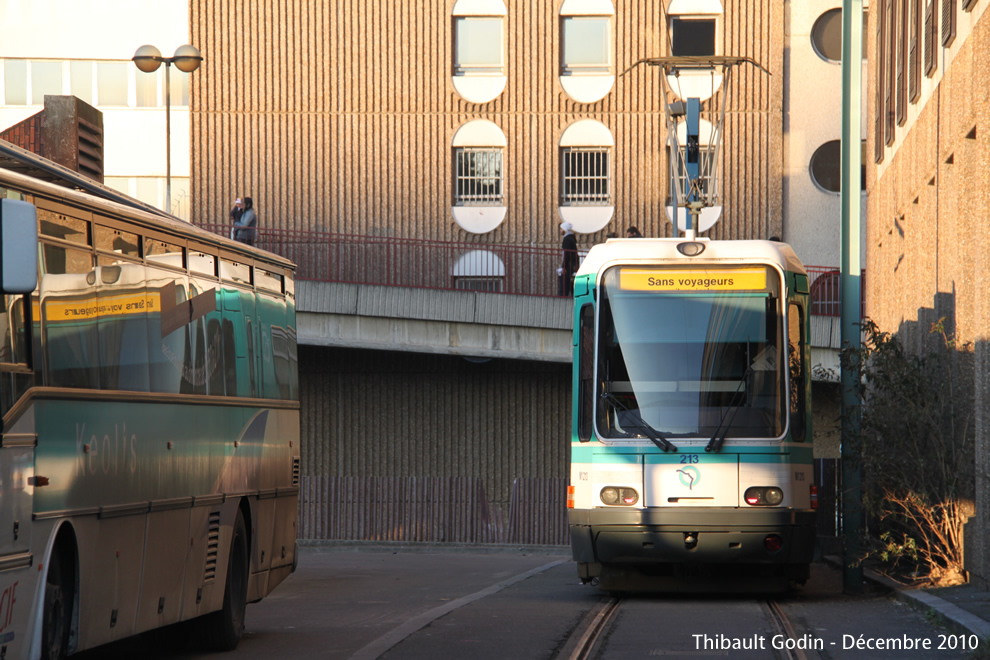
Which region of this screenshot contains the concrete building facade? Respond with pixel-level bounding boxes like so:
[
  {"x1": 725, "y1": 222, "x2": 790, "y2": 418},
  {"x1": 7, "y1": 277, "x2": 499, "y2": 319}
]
[
  {"x1": 0, "y1": 0, "x2": 195, "y2": 218},
  {"x1": 867, "y1": 0, "x2": 989, "y2": 582}
]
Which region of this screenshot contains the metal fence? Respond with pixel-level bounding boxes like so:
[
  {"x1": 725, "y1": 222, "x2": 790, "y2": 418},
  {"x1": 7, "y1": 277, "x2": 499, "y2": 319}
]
[
  {"x1": 201, "y1": 224, "x2": 860, "y2": 310},
  {"x1": 200, "y1": 225, "x2": 568, "y2": 297},
  {"x1": 298, "y1": 476, "x2": 569, "y2": 545}
]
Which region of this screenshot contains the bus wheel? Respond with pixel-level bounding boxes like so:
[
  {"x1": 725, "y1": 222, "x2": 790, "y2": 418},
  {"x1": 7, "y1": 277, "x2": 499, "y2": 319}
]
[
  {"x1": 203, "y1": 509, "x2": 249, "y2": 651},
  {"x1": 42, "y1": 546, "x2": 72, "y2": 660}
]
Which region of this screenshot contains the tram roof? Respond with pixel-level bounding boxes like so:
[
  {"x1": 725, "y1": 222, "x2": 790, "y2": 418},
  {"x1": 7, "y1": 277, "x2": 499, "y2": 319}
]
[{"x1": 576, "y1": 238, "x2": 806, "y2": 277}]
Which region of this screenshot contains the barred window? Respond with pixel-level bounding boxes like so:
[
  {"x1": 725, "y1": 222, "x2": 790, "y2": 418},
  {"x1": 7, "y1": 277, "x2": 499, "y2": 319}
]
[
  {"x1": 561, "y1": 147, "x2": 611, "y2": 205},
  {"x1": 454, "y1": 148, "x2": 503, "y2": 205}
]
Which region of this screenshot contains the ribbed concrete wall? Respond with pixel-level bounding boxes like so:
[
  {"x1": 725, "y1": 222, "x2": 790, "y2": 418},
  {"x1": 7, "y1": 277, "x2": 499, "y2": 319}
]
[
  {"x1": 190, "y1": 0, "x2": 783, "y2": 245},
  {"x1": 298, "y1": 345, "x2": 571, "y2": 540}
]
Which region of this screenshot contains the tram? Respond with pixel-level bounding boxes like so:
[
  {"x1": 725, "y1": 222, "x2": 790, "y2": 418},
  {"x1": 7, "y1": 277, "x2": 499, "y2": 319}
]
[{"x1": 566, "y1": 237, "x2": 816, "y2": 591}]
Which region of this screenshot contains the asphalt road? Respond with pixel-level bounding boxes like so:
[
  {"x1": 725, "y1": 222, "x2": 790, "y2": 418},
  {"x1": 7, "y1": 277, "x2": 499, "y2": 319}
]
[{"x1": 74, "y1": 546, "x2": 981, "y2": 659}]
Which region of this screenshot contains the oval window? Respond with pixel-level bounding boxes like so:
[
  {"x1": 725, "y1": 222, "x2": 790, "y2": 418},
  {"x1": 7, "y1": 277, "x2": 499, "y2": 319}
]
[
  {"x1": 810, "y1": 140, "x2": 867, "y2": 193},
  {"x1": 811, "y1": 9, "x2": 868, "y2": 62}
]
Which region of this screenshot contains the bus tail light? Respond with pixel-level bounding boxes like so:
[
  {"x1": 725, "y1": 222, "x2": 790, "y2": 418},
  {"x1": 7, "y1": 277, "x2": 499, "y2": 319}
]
[
  {"x1": 600, "y1": 487, "x2": 639, "y2": 506},
  {"x1": 744, "y1": 486, "x2": 784, "y2": 506},
  {"x1": 810, "y1": 485, "x2": 818, "y2": 510},
  {"x1": 567, "y1": 485, "x2": 575, "y2": 509},
  {"x1": 764, "y1": 535, "x2": 784, "y2": 552}
]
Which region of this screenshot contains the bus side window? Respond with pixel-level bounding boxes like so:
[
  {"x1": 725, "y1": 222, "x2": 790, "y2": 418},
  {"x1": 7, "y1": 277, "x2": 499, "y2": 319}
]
[
  {"x1": 788, "y1": 302, "x2": 806, "y2": 441},
  {"x1": 578, "y1": 304, "x2": 595, "y2": 442}
]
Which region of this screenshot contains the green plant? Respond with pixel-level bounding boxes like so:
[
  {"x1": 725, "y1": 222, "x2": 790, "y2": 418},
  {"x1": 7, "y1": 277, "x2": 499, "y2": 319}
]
[{"x1": 841, "y1": 318, "x2": 974, "y2": 585}]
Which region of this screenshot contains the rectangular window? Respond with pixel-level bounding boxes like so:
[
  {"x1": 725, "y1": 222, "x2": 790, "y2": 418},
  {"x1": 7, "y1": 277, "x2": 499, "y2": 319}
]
[
  {"x1": 896, "y1": 0, "x2": 908, "y2": 125},
  {"x1": 135, "y1": 69, "x2": 158, "y2": 107},
  {"x1": 3, "y1": 60, "x2": 27, "y2": 105},
  {"x1": 924, "y1": 0, "x2": 938, "y2": 76},
  {"x1": 97, "y1": 61, "x2": 128, "y2": 106},
  {"x1": 875, "y1": 0, "x2": 886, "y2": 163},
  {"x1": 909, "y1": 0, "x2": 921, "y2": 102},
  {"x1": 135, "y1": 178, "x2": 159, "y2": 208},
  {"x1": 941, "y1": 0, "x2": 956, "y2": 46},
  {"x1": 885, "y1": 0, "x2": 896, "y2": 145},
  {"x1": 169, "y1": 67, "x2": 190, "y2": 107},
  {"x1": 788, "y1": 303, "x2": 806, "y2": 441},
  {"x1": 561, "y1": 148, "x2": 610, "y2": 205},
  {"x1": 453, "y1": 276, "x2": 503, "y2": 292},
  {"x1": 454, "y1": 148, "x2": 503, "y2": 205},
  {"x1": 95, "y1": 225, "x2": 141, "y2": 259},
  {"x1": 671, "y1": 18, "x2": 717, "y2": 57},
  {"x1": 70, "y1": 60, "x2": 94, "y2": 105},
  {"x1": 454, "y1": 17, "x2": 504, "y2": 74},
  {"x1": 31, "y1": 61, "x2": 62, "y2": 105},
  {"x1": 562, "y1": 17, "x2": 611, "y2": 73}
]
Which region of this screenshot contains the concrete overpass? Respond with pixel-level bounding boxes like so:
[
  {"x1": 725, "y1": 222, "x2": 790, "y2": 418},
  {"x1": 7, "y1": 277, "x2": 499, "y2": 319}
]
[{"x1": 296, "y1": 281, "x2": 573, "y2": 362}]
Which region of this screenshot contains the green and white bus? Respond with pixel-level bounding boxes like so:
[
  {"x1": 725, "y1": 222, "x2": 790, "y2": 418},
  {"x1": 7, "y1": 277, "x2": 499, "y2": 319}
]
[{"x1": 0, "y1": 166, "x2": 299, "y2": 659}]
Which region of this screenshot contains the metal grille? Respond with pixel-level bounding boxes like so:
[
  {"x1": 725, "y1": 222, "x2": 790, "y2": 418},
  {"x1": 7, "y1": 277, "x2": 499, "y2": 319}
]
[
  {"x1": 454, "y1": 276, "x2": 503, "y2": 292},
  {"x1": 204, "y1": 511, "x2": 221, "y2": 582},
  {"x1": 560, "y1": 147, "x2": 611, "y2": 205},
  {"x1": 454, "y1": 148, "x2": 503, "y2": 205}
]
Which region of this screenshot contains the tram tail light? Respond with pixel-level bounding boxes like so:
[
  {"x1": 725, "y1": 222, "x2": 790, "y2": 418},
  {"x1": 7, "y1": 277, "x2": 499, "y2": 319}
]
[
  {"x1": 744, "y1": 486, "x2": 784, "y2": 506},
  {"x1": 810, "y1": 485, "x2": 818, "y2": 510},
  {"x1": 599, "y1": 486, "x2": 639, "y2": 506},
  {"x1": 567, "y1": 485, "x2": 575, "y2": 509}
]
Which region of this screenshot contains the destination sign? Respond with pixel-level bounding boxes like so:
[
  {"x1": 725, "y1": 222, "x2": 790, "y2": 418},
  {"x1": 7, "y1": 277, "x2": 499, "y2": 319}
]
[{"x1": 618, "y1": 267, "x2": 767, "y2": 292}]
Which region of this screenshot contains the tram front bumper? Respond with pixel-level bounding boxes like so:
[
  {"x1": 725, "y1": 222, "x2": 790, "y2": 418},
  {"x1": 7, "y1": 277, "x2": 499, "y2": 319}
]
[{"x1": 569, "y1": 507, "x2": 817, "y2": 567}]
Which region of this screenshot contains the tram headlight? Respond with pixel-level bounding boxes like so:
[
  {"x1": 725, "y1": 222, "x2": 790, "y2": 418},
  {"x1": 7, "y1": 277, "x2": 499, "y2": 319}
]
[
  {"x1": 600, "y1": 487, "x2": 639, "y2": 506},
  {"x1": 744, "y1": 486, "x2": 785, "y2": 506}
]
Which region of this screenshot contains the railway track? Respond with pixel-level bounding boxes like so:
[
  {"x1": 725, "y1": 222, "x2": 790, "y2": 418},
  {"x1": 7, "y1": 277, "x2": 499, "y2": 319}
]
[{"x1": 557, "y1": 595, "x2": 823, "y2": 660}]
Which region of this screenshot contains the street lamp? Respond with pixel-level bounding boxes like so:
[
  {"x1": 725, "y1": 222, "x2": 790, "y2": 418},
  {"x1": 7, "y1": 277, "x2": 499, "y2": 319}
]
[{"x1": 132, "y1": 44, "x2": 203, "y2": 215}]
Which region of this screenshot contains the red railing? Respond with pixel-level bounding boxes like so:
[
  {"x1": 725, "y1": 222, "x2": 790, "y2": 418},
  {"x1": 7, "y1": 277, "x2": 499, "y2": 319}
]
[
  {"x1": 806, "y1": 266, "x2": 866, "y2": 317},
  {"x1": 199, "y1": 225, "x2": 569, "y2": 297},
  {"x1": 199, "y1": 224, "x2": 862, "y2": 311}
]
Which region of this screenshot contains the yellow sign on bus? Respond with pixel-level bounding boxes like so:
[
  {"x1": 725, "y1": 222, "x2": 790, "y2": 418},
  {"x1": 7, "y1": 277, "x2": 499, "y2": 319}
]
[{"x1": 618, "y1": 267, "x2": 767, "y2": 292}]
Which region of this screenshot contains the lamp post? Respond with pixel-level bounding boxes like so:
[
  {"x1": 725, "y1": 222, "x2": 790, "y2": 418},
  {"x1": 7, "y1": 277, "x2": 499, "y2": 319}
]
[{"x1": 132, "y1": 44, "x2": 202, "y2": 215}]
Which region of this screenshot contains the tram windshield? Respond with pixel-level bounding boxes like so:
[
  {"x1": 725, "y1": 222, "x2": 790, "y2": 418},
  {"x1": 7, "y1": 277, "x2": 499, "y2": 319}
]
[{"x1": 596, "y1": 265, "x2": 785, "y2": 440}]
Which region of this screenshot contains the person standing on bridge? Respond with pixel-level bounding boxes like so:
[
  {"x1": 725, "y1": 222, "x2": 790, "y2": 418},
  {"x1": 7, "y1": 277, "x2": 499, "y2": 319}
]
[
  {"x1": 559, "y1": 221, "x2": 579, "y2": 297},
  {"x1": 234, "y1": 196, "x2": 257, "y2": 246}
]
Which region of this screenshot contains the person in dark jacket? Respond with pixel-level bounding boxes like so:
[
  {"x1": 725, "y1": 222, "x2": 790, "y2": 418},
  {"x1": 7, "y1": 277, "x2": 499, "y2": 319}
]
[
  {"x1": 229, "y1": 198, "x2": 244, "y2": 239},
  {"x1": 625, "y1": 225, "x2": 643, "y2": 238},
  {"x1": 560, "y1": 221, "x2": 579, "y2": 297},
  {"x1": 234, "y1": 197, "x2": 257, "y2": 246}
]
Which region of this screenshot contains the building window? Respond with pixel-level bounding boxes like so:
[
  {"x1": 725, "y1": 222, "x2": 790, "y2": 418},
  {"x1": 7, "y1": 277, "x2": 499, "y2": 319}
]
[
  {"x1": 810, "y1": 140, "x2": 867, "y2": 193},
  {"x1": 70, "y1": 61, "x2": 94, "y2": 105},
  {"x1": 3, "y1": 60, "x2": 27, "y2": 105},
  {"x1": 452, "y1": 250, "x2": 505, "y2": 292},
  {"x1": 811, "y1": 9, "x2": 869, "y2": 62},
  {"x1": 454, "y1": 148, "x2": 503, "y2": 205},
  {"x1": 96, "y1": 61, "x2": 128, "y2": 106},
  {"x1": 454, "y1": 17, "x2": 504, "y2": 74},
  {"x1": 451, "y1": 0, "x2": 507, "y2": 103},
  {"x1": 31, "y1": 61, "x2": 63, "y2": 105},
  {"x1": 562, "y1": 17, "x2": 612, "y2": 74},
  {"x1": 671, "y1": 17, "x2": 717, "y2": 56},
  {"x1": 561, "y1": 147, "x2": 611, "y2": 205}
]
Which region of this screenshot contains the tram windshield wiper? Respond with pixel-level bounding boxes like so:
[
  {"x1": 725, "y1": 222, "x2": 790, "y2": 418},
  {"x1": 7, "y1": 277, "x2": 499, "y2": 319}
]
[
  {"x1": 705, "y1": 368, "x2": 751, "y2": 453},
  {"x1": 601, "y1": 391, "x2": 676, "y2": 453}
]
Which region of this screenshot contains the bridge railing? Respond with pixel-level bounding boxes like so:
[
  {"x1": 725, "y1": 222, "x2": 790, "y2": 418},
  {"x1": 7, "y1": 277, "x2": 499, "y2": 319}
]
[
  {"x1": 200, "y1": 224, "x2": 860, "y2": 310},
  {"x1": 200, "y1": 224, "x2": 568, "y2": 297}
]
